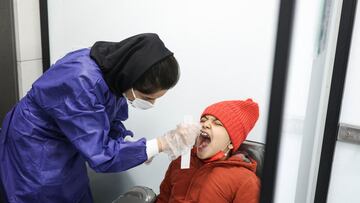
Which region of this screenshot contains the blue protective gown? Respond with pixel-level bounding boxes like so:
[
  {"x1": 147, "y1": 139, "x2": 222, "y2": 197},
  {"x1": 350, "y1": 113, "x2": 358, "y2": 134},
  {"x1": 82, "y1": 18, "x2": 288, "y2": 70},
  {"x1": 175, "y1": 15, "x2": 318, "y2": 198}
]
[{"x1": 0, "y1": 48, "x2": 148, "y2": 203}]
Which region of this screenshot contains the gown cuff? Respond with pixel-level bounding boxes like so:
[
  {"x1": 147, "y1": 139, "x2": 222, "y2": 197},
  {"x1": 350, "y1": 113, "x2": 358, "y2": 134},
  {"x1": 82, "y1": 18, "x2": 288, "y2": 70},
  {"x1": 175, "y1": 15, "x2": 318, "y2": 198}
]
[{"x1": 146, "y1": 138, "x2": 159, "y2": 160}]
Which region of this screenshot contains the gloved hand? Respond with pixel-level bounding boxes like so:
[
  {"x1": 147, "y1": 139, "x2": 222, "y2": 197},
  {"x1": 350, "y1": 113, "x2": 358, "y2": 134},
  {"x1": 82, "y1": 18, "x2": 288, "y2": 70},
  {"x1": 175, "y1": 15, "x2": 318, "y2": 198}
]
[{"x1": 157, "y1": 122, "x2": 201, "y2": 160}]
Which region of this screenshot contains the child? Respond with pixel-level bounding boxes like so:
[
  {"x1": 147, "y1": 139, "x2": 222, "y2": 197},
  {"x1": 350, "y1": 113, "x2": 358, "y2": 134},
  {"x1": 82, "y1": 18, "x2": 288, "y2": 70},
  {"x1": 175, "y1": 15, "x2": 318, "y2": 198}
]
[{"x1": 156, "y1": 99, "x2": 260, "y2": 203}]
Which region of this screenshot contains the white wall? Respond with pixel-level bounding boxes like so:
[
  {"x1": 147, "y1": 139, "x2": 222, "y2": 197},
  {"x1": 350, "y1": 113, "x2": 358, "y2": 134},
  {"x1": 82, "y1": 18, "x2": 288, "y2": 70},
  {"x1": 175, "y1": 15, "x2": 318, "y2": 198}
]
[
  {"x1": 47, "y1": 1, "x2": 279, "y2": 202},
  {"x1": 327, "y1": 1, "x2": 360, "y2": 201}
]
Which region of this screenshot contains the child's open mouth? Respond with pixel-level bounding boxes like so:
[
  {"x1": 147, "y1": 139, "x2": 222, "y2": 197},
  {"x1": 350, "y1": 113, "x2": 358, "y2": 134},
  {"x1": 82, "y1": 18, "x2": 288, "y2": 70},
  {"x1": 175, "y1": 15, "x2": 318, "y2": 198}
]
[{"x1": 197, "y1": 131, "x2": 211, "y2": 151}]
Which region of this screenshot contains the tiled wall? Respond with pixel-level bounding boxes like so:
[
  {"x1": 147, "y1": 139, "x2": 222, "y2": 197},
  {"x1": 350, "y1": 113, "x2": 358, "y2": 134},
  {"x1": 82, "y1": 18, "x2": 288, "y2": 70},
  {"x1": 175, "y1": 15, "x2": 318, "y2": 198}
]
[{"x1": 13, "y1": 0, "x2": 43, "y2": 98}]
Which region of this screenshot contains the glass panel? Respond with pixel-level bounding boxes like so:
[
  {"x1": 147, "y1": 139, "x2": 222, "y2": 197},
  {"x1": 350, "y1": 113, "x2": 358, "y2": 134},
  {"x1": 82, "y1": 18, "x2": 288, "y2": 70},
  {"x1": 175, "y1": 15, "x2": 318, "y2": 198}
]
[
  {"x1": 275, "y1": 0, "x2": 340, "y2": 202},
  {"x1": 328, "y1": 1, "x2": 360, "y2": 202}
]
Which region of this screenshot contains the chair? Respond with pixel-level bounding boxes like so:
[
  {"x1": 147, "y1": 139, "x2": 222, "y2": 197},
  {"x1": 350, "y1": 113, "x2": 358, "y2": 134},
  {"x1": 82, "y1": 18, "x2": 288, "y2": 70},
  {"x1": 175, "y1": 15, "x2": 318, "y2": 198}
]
[
  {"x1": 112, "y1": 186, "x2": 156, "y2": 203},
  {"x1": 112, "y1": 140, "x2": 265, "y2": 203},
  {"x1": 238, "y1": 140, "x2": 265, "y2": 178}
]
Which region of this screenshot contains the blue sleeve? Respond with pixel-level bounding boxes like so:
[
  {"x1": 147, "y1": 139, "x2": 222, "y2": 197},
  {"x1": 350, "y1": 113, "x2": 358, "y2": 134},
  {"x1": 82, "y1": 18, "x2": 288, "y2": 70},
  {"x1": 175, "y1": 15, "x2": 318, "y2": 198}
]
[
  {"x1": 32, "y1": 62, "x2": 148, "y2": 172},
  {"x1": 108, "y1": 98, "x2": 134, "y2": 140}
]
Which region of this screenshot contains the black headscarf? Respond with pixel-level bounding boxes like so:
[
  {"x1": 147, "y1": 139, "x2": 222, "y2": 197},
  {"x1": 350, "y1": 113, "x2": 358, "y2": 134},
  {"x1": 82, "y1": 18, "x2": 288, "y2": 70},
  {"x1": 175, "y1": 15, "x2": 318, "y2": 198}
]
[{"x1": 90, "y1": 33, "x2": 173, "y2": 96}]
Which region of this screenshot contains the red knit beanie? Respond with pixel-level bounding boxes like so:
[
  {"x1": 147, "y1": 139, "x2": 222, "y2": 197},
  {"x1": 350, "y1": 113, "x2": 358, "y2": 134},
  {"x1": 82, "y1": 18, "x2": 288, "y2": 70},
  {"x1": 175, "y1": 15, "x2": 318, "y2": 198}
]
[{"x1": 201, "y1": 99, "x2": 259, "y2": 151}]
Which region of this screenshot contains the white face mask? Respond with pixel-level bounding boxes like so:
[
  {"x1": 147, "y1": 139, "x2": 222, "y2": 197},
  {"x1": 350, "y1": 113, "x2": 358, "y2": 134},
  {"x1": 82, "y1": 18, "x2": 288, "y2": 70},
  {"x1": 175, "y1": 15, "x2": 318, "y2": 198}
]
[{"x1": 124, "y1": 88, "x2": 154, "y2": 110}]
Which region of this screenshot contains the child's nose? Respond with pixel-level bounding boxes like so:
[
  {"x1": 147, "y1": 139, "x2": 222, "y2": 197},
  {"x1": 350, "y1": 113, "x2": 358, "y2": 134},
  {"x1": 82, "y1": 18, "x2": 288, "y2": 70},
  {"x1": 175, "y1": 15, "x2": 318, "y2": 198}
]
[{"x1": 202, "y1": 120, "x2": 211, "y2": 129}]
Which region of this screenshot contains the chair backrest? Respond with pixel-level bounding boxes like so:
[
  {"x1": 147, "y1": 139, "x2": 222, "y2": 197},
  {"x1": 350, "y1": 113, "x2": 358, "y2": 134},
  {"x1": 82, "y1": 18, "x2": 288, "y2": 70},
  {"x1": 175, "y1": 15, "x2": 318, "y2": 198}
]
[{"x1": 238, "y1": 140, "x2": 265, "y2": 177}]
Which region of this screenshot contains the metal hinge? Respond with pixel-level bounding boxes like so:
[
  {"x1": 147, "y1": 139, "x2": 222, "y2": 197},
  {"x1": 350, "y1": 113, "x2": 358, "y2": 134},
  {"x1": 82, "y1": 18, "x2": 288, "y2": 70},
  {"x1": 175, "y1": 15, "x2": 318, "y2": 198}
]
[{"x1": 337, "y1": 123, "x2": 360, "y2": 144}]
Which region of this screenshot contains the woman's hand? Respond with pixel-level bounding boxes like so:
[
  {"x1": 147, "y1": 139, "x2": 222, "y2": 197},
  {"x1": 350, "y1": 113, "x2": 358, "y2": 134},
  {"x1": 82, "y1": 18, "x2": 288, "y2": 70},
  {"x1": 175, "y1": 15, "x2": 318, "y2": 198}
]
[{"x1": 157, "y1": 122, "x2": 201, "y2": 160}]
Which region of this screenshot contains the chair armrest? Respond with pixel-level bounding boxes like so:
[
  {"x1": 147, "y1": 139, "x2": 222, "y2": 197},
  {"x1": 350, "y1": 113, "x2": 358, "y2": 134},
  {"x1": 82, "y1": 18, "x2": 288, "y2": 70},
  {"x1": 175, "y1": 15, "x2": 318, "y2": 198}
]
[{"x1": 112, "y1": 186, "x2": 157, "y2": 203}]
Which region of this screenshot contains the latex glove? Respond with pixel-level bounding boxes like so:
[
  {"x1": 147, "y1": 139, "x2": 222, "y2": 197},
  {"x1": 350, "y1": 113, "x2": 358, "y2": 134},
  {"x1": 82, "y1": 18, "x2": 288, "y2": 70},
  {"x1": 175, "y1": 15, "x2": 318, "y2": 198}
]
[{"x1": 158, "y1": 122, "x2": 201, "y2": 160}]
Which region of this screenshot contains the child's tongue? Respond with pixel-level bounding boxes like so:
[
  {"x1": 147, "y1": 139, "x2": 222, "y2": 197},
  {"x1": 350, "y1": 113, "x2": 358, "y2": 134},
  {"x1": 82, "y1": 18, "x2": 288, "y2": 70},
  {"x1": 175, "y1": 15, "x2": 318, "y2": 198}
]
[{"x1": 198, "y1": 136, "x2": 211, "y2": 151}]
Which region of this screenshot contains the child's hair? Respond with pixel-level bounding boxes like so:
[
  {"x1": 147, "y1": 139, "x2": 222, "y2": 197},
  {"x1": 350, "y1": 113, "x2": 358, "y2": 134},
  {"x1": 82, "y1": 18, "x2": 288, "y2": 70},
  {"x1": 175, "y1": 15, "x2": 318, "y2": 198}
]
[{"x1": 133, "y1": 55, "x2": 180, "y2": 94}]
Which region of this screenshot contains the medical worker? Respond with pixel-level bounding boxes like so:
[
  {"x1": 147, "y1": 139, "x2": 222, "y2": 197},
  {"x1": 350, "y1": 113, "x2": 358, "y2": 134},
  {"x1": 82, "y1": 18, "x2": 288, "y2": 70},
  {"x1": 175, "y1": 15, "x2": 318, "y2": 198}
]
[{"x1": 0, "y1": 33, "x2": 200, "y2": 203}]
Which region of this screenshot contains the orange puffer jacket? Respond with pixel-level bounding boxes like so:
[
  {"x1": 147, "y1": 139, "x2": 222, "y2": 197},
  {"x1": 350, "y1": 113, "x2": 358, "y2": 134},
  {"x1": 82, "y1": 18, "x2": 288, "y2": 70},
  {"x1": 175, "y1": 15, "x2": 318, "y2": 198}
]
[{"x1": 156, "y1": 151, "x2": 260, "y2": 203}]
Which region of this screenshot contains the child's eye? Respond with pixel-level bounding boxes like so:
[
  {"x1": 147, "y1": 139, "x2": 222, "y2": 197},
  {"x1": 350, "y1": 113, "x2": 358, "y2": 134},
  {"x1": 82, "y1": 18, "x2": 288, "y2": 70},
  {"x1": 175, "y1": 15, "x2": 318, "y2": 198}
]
[
  {"x1": 214, "y1": 121, "x2": 223, "y2": 126},
  {"x1": 200, "y1": 117, "x2": 207, "y2": 122}
]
